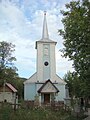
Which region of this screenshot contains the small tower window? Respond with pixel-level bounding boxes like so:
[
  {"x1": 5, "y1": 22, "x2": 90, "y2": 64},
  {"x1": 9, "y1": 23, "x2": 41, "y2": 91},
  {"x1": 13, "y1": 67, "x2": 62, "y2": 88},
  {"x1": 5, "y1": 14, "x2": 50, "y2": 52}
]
[{"x1": 44, "y1": 61, "x2": 49, "y2": 66}]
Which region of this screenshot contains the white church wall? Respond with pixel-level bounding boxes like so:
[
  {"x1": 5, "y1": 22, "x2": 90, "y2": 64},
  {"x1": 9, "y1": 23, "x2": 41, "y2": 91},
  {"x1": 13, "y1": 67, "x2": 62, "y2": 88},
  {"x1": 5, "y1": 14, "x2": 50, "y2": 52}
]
[
  {"x1": 37, "y1": 43, "x2": 43, "y2": 82},
  {"x1": 36, "y1": 83, "x2": 43, "y2": 96},
  {"x1": 43, "y1": 44, "x2": 50, "y2": 80},
  {"x1": 55, "y1": 84, "x2": 66, "y2": 101},
  {"x1": 24, "y1": 83, "x2": 36, "y2": 101},
  {"x1": 50, "y1": 43, "x2": 56, "y2": 81}
]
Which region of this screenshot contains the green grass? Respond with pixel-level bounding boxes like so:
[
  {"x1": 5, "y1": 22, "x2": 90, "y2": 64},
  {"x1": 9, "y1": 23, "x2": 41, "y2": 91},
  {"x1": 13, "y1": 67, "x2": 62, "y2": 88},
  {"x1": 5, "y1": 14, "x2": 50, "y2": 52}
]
[{"x1": 0, "y1": 103, "x2": 87, "y2": 120}]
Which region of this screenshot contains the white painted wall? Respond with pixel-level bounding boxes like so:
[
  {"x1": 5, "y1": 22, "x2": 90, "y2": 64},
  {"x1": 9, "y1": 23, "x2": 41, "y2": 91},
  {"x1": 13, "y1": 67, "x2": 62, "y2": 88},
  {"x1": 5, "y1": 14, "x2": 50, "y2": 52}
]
[
  {"x1": 55, "y1": 84, "x2": 66, "y2": 101},
  {"x1": 37, "y1": 43, "x2": 43, "y2": 82},
  {"x1": 50, "y1": 43, "x2": 56, "y2": 81},
  {"x1": 24, "y1": 83, "x2": 36, "y2": 100},
  {"x1": 0, "y1": 92, "x2": 16, "y2": 103}
]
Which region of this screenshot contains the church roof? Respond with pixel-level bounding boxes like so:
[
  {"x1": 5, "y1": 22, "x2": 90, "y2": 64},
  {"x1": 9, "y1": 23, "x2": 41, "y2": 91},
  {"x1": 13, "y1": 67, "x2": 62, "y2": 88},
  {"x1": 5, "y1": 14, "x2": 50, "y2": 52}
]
[
  {"x1": 36, "y1": 39, "x2": 57, "y2": 43},
  {"x1": 35, "y1": 11, "x2": 57, "y2": 49},
  {"x1": 38, "y1": 79, "x2": 59, "y2": 93},
  {"x1": 24, "y1": 72, "x2": 37, "y2": 84},
  {"x1": 42, "y1": 11, "x2": 49, "y2": 39},
  {"x1": 24, "y1": 72, "x2": 66, "y2": 85},
  {"x1": 35, "y1": 39, "x2": 57, "y2": 49}
]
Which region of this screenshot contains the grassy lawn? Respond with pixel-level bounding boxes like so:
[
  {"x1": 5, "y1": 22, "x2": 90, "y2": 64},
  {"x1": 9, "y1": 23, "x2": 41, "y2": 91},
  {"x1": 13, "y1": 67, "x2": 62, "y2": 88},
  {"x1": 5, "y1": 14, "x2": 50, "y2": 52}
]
[{"x1": 0, "y1": 103, "x2": 87, "y2": 120}]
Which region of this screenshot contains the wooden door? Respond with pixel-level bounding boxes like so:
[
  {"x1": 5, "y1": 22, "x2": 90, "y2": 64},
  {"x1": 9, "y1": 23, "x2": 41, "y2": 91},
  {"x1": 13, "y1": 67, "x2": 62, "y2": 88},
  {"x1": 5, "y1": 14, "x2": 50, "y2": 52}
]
[{"x1": 44, "y1": 94, "x2": 50, "y2": 104}]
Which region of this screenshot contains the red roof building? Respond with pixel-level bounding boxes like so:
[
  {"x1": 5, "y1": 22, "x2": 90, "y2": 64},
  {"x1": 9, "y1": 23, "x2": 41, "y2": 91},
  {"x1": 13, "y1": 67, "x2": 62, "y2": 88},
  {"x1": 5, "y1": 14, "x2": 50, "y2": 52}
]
[{"x1": 0, "y1": 83, "x2": 18, "y2": 104}]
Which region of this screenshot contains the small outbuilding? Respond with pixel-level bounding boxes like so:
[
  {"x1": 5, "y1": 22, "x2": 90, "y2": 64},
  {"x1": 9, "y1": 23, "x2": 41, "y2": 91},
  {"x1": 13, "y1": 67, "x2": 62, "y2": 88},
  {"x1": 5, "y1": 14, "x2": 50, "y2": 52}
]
[{"x1": 0, "y1": 83, "x2": 18, "y2": 104}]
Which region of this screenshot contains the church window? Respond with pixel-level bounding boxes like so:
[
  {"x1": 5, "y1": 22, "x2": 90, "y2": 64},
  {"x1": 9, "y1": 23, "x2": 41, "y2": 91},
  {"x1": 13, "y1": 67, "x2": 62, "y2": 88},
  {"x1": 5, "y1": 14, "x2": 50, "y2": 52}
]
[
  {"x1": 44, "y1": 48, "x2": 48, "y2": 56},
  {"x1": 44, "y1": 61, "x2": 49, "y2": 66}
]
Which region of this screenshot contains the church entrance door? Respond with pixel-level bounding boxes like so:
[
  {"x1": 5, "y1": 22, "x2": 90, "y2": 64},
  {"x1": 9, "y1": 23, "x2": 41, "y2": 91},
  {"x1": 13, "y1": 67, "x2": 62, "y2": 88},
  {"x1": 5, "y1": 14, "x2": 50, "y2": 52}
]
[{"x1": 44, "y1": 94, "x2": 50, "y2": 104}]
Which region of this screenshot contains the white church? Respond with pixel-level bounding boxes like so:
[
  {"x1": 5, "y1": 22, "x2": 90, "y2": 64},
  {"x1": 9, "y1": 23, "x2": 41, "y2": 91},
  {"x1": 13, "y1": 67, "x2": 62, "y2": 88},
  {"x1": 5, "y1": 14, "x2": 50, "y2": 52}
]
[{"x1": 24, "y1": 12, "x2": 67, "y2": 106}]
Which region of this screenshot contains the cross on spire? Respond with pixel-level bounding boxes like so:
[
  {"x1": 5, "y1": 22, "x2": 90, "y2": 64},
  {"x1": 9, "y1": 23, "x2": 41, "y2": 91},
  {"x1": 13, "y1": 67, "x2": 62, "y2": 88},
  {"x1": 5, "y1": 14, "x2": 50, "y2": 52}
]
[{"x1": 42, "y1": 11, "x2": 49, "y2": 39}]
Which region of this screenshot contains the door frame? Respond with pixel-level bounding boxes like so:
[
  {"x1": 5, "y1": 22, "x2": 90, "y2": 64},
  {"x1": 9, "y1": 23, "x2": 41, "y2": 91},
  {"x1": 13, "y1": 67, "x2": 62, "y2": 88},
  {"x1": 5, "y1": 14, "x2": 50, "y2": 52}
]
[{"x1": 44, "y1": 93, "x2": 50, "y2": 104}]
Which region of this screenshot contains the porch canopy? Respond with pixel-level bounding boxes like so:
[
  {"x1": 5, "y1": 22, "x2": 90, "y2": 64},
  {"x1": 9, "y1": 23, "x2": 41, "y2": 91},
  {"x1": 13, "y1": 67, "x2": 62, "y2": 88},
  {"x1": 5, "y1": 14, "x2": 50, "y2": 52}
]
[{"x1": 38, "y1": 79, "x2": 59, "y2": 93}]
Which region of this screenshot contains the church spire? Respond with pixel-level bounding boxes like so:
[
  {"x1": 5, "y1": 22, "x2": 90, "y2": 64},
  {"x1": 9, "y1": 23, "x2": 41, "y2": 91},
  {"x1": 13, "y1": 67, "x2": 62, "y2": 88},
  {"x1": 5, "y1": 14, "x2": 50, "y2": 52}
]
[{"x1": 42, "y1": 11, "x2": 49, "y2": 39}]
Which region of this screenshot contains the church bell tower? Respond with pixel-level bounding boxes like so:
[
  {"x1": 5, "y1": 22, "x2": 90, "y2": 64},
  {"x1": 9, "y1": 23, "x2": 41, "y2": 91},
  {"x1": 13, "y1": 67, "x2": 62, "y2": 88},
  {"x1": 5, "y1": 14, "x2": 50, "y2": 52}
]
[
  {"x1": 24, "y1": 11, "x2": 66, "y2": 103},
  {"x1": 35, "y1": 12, "x2": 57, "y2": 82}
]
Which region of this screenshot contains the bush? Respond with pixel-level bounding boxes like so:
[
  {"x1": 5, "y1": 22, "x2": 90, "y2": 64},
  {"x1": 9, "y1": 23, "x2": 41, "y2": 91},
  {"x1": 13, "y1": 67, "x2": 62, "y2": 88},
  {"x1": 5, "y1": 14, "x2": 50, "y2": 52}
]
[{"x1": 0, "y1": 103, "x2": 87, "y2": 120}]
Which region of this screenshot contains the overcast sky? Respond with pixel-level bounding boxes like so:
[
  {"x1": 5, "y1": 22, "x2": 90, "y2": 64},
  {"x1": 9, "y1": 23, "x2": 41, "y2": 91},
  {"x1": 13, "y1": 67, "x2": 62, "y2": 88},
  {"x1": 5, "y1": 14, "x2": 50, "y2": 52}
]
[{"x1": 0, "y1": 0, "x2": 77, "y2": 78}]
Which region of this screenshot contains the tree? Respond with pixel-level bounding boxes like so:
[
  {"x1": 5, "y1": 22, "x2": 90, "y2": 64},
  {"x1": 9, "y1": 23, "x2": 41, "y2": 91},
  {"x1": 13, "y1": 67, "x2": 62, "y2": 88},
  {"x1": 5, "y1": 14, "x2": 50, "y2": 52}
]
[
  {"x1": 0, "y1": 41, "x2": 24, "y2": 99},
  {"x1": 0, "y1": 41, "x2": 17, "y2": 84},
  {"x1": 63, "y1": 71, "x2": 81, "y2": 107},
  {"x1": 59, "y1": 0, "x2": 90, "y2": 97},
  {"x1": 64, "y1": 71, "x2": 81, "y2": 98},
  {"x1": 0, "y1": 41, "x2": 16, "y2": 70}
]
